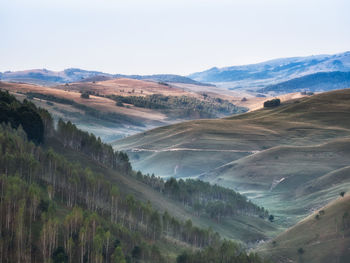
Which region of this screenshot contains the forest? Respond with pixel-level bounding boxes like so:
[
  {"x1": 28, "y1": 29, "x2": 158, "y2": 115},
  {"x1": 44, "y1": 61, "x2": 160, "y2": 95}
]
[{"x1": 0, "y1": 89, "x2": 269, "y2": 263}]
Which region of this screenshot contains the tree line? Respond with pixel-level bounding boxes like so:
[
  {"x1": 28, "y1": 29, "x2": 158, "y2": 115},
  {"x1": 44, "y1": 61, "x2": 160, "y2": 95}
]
[
  {"x1": 134, "y1": 173, "x2": 268, "y2": 222},
  {"x1": 176, "y1": 240, "x2": 270, "y2": 263},
  {"x1": 109, "y1": 94, "x2": 246, "y2": 119}
]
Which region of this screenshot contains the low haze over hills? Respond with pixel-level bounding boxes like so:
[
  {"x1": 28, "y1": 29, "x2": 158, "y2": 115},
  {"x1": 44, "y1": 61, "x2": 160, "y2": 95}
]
[
  {"x1": 2, "y1": 51, "x2": 350, "y2": 263},
  {"x1": 113, "y1": 88, "x2": 350, "y2": 220},
  {"x1": 2, "y1": 0, "x2": 350, "y2": 261}
]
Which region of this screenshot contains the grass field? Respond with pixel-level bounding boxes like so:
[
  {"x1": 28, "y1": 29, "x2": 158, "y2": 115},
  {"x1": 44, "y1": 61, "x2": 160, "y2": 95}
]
[
  {"x1": 114, "y1": 89, "x2": 350, "y2": 177},
  {"x1": 57, "y1": 77, "x2": 196, "y2": 97},
  {"x1": 257, "y1": 194, "x2": 350, "y2": 263},
  {"x1": 113, "y1": 88, "x2": 350, "y2": 225}
]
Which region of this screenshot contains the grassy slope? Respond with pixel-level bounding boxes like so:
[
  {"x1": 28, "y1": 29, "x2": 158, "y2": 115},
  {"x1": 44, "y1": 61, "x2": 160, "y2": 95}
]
[
  {"x1": 202, "y1": 138, "x2": 350, "y2": 222},
  {"x1": 0, "y1": 81, "x2": 167, "y2": 123},
  {"x1": 113, "y1": 89, "x2": 350, "y2": 225},
  {"x1": 257, "y1": 194, "x2": 350, "y2": 263},
  {"x1": 114, "y1": 89, "x2": 350, "y2": 177},
  {"x1": 0, "y1": 80, "x2": 253, "y2": 142}
]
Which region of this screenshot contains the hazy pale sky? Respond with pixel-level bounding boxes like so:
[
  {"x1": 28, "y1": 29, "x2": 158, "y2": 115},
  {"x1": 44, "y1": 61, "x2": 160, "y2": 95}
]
[{"x1": 1, "y1": 0, "x2": 349, "y2": 75}]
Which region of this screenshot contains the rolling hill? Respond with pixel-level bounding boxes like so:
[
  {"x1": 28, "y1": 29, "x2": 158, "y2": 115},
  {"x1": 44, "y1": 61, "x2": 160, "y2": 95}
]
[
  {"x1": 0, "y1": 68, "x2": 212, "y2": 87},
  {"x1": 115, "y1": 73, "x2": 214, "y2": 86},
  {"x1": 113, "y1": 88, "x2": 350, "y2": 225},
  {"x1": 0, "y1": 80, "x2": 247, "y2": 141},
  {"x1": 258, "y1": 194, "x2": 350, "y2": 263}
]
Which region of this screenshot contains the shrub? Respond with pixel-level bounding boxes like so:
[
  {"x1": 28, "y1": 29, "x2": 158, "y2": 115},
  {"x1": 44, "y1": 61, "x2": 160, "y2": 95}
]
[
  {"x1": 80, "y1": 92, "x2": 90, "y2": 99},
  {"x1": 116, "y1": 101, "x2": 124, "y2": 107},
  {"x1": 264, "y1": 98, "x2": 281, "y2": 108}
]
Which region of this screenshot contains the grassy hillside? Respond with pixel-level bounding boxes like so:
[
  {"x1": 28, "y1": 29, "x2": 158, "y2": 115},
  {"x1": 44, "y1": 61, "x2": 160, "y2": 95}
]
[
  {"x1": 0, "y1": 80, "x2": 249, "y2": 142},
  {"x1": 257, "y1": 194, "x2": 350, "y2": 263},
  {"x1": 204, "y1": 138, "x2": 350, "y2": 217},
  {"x1": 113, "y1": 89, "x2": 350, "y2": 225},
  {"x1": 114, "y1": 88, "x2": 350, "y2": 175}
]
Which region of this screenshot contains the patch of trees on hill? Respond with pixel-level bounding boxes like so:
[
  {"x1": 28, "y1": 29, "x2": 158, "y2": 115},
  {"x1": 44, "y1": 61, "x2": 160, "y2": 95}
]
[
  {"x1": 0, "y1": 91, "x2": 49, "y2": 143},
  {"x1": 80, "y1": 92, "x2": 90, "y2": 99},
  {"x1": 133, "y1": 173, "x2": 268, "y2": 222},
  {"x1": 264, "y1": 98, "x2": 281, "y2": 108},
  {"x1": 109, "y1": 94, "x2": 247, "y2": 119}
]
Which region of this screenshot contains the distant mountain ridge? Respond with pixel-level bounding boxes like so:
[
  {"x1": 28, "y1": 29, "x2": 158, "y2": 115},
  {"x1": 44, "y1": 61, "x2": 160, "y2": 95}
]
[
  {"x1": 115, "y1": 73, "x2": 215, "y2": 86},
  {"x1": 189, "y1": 51, "x2": 350, "y2": 85},
  {"x1": 259, "y1": 71, "x2": 350, "y2": 94},
  {"x1": 3, "y1": 51, "x2": 350, "y2": 91},
  {"x1": 0, "y1": 68, "x2": 111, "y2": 85},
  {"x1": 0, "y1": 68, "x2": 212, "y2": 86}
]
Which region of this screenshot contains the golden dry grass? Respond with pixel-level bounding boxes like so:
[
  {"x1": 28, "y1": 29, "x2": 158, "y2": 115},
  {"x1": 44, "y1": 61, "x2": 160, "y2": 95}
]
[
  {"x1": 58, "y1": 78, "x2": 197, "y2": 97},
  {"x1": 0, "y1": 81, "x2": 167, "y2": 121}
]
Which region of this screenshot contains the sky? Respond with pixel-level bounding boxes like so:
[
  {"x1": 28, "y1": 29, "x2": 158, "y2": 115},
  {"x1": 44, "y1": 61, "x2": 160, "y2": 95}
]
[{"x1": 1, "y1": 0, "x2": 350, "y2": 75}]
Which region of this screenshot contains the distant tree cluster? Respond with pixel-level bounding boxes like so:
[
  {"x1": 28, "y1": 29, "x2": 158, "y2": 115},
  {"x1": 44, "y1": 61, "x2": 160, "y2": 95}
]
[
  {"x1": 264, "y1": 98, "x2": 281, "y2": 108},
  {"x1": 300, "y1": 91, "x2": 314, "y2": 96},
  {"x1": 133, "y1": 174, "x2": 269, "y2": 222},
  {"x1": 80, "y1": 92, "x2": 90, "y2": 99},
  {"x1": 109, "y1": 94, "x2": 246, "y2": 119},
  {"x1": 176, "y1": 240, "x2": 271, "y2": 263}
]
